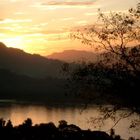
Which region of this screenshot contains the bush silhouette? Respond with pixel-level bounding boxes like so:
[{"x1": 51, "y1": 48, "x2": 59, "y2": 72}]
[{"x1": 0, "y1": 118, "x2": 129, "y2": 140}]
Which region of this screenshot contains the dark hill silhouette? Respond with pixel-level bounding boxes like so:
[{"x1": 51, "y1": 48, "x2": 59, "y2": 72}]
[
  {"x1": 0, "y1": 69, "x2": 72, "y2": 103},
  {"x1": 0, "y1": 42, "x2": 64, "y2": 78},
  {"x1": 47, "y1": 50, "x2": 98, "y2": 62},
  {"x1": 0, "y1": 43, "x2": 87, "y2": 103}
]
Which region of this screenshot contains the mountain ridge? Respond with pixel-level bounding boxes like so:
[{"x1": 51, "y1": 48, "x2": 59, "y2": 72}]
[
  {"x1": 0, "y1": 42, "x2": 64, "y2": 78},
  {"x1": 47, "y1": 49, "x2": 98, "y2": 62}
]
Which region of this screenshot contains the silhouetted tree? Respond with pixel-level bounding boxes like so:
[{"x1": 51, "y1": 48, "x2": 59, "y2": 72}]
[
  {"x1": 66, "y1": 2, "x2": 140, "y2": 130},
  {"x1": 0, "y1": 118, "x2": 5, "y2": 128},
  {"x1": 58, "y1": 120, "x2": 68, "y2": 129},
  {"x1": 22, "y1": 118, "x2": 32, "y2": 128},
  {"x1": 5, "y1": 120, "x2": 13, "y2": 129},
  {"x1": 71, "y1": 3, "x2": 140, "y2": 74},
  {"x1": 0, "y1": 118, "x2": 138, "y2": 140},
  {"x1": 69, "y1": 3, "x2": 140, "y2": 103}
]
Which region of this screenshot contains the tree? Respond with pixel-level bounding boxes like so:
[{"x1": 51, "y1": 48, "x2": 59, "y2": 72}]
[
  {"x1": 71, "y1": 3, "x2": 140, "y2": 74},
  {"x1": 5, "y1": 120, "x2": 13, "y2": 129},
  {"x1": 0, "y1": 118, "x2": 5, "y2": 128},
  {"x1": 67, "y1": 2, "x2": 140, "y2": 129},
  {"x1": 58, "y1": 120, "x2": 68, "y2": 129},
  {"x1": 22, "y1": 118, "x2": 32, "y2": 128},
  {"x1": 69, "y1": 2, "x2": 140, "y2": 105}
]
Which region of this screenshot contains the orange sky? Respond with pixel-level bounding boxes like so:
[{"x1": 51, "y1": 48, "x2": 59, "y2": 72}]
[{"x1": 0, "y1": 0, "x2": 138, "y2": 56}]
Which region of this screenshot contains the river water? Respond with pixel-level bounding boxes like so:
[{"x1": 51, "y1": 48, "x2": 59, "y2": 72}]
[{"x1": 0, "y1": 103, "x2": 139, "y2": 139}]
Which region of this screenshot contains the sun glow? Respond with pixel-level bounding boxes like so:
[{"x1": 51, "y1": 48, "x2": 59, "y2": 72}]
[
  {"x1": 0, "y1": 0, "x2": 138, "y2": 56},
  {"x1": 2, "y1": 36, "x2": 25, "y2": 49}
]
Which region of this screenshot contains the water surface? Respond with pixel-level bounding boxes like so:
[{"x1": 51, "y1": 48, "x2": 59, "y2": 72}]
[{"x1": 0, "y1": 103, "x2": 139, "y2": 139}]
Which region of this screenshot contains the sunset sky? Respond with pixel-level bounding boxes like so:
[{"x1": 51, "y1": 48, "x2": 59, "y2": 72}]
[{"x1": 0, "y1": 0, "x2": 138, "y2": 55}]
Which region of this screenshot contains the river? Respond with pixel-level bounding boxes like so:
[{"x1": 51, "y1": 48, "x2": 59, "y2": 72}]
[{"x1": 0, "y1": 102, "x2": 139, "y2": 139}]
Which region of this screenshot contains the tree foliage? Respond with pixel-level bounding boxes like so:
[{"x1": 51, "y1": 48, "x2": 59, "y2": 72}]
[
  {"x1": 68, "y1": 2, "x2": 140, "y2": 106},
  {"x1": 71, "y1": 3, "x2": 140, "y2": 74},
  {"x1": 0, "y1": 118, "x2": 132, "y2": 140},
  {"x1": 63, "y1": 3, "x2": 140, "y2": 129}
]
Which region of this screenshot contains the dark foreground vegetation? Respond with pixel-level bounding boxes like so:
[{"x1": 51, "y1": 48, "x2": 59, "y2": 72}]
[
  {"x1": 0, "y1": 118, "x2": 137, "y2": 140},
  {"x1": 66, "y1": 2, "x2": 140, "y2": 113},
  {"x1": 60, "y1": 2, "x2": 140, "y2": 129}
]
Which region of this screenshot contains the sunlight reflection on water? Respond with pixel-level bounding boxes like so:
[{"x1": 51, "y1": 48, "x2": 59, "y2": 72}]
[{"x1": 0, "y1": 103, "x2": 139, "y2": 139}]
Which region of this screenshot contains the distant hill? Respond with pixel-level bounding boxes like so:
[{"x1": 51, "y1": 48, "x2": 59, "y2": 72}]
[
  {"x1": 0, "y1": 69, "x2": 69, "y2": 103},
  {"x1": 47, "y1": 50, "x2": 98, "y2": 62},
  {"x1": 0, "y1": 42, "x2": 64, "y2": 78}
]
